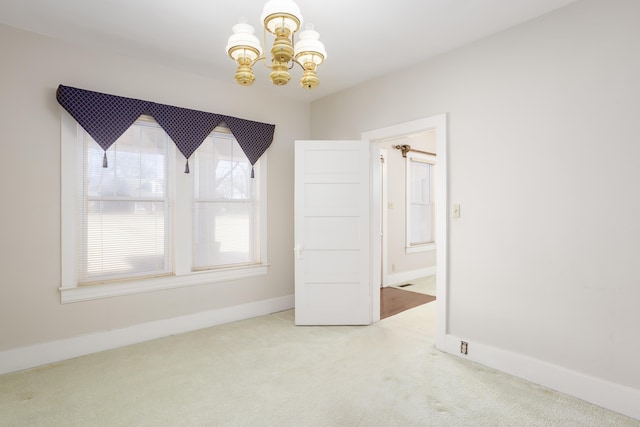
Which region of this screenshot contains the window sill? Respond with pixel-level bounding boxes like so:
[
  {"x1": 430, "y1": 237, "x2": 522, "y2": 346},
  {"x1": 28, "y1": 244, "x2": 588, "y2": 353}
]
[
  {"x1": 405, "y1": 243, "x2": 437, "y2": 254},
  {"x1": 59, "y1": 263, "x2": 269, "y2": 304}
]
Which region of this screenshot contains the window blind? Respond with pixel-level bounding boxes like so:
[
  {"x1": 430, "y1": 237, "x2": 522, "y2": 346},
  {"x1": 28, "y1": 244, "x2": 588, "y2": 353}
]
[{"x1": 77, "y1": 116, "x2": 172, "y2": 283}]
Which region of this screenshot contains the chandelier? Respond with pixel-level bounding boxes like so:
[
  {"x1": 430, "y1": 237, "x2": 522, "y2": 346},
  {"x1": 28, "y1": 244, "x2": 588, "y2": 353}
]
[{"x1": 226, "y1": 0, "x2": 327, "y2": 89}]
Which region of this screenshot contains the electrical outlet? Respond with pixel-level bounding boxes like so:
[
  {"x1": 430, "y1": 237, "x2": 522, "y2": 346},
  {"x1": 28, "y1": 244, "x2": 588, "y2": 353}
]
[{"x1": 460, "y1": 341, "x2": 468, "y2": 355}]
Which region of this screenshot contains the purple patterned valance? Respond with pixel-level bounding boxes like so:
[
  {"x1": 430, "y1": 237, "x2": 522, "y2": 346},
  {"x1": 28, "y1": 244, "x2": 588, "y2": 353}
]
[{"x1": 56, "y1": 85, "x2": 275, "y2": 175}]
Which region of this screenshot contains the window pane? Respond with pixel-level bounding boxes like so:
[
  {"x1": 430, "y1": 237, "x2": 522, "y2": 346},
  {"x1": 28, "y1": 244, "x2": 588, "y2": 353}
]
[
  {"x1": 193, "y1": 202, "x2": 258, "y2": 268},
  {"x1": 193, "y1": 131, "x2": 259, "y2": 270},
  {"x1": 410, "y1": 161, "x2": 431, "y2": 203},
  {"x1": 409, "y1": 159, "x2": 434, "y2": 245},
  {"x1": 194, "y1": 133, "x2": 252, "y2": 201},
  {"x1": 77, "y1": 118, "x2": 171, "y2": 283},
  {"x1": 410, "y1": 204, "x2": 432, "y2": 244},
  {"x1": 84, "y1": 201, "x2": 167, "y2": 279},
  {"x1": 87, "y1": 123, "x2": 166, "y2": 200}
]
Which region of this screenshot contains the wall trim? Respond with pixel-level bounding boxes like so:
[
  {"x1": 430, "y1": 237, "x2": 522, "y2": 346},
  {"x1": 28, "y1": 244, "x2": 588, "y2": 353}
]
[
  {"x1": 60, "y1": 264, "x2": 269, "y2": 304},
  {"x1": 405, "y1": 243, "x2": 436, "y2": 254},
  {"x1": 0, "y1": 294, "x2": 294, "y2": 375},
  {"x1": 443, "y1": 334, "x2": 640, "y2": 421},
  {"x1": 386, "y1": 266, "x2": 437, "y2": 286}
]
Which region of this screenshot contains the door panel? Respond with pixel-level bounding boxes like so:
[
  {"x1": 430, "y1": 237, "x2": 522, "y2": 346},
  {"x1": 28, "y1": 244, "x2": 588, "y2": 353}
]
[
  {"x1": 294, "y1": 140, "x2": 371, "y2": 325},
  {"x1": 304, "y1": 217, "x2": 361, "y2": 249}
]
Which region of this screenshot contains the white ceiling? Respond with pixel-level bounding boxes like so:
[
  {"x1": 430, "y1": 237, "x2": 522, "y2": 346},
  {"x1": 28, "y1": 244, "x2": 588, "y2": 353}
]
[{"x1": 0, "y1": 0, "x2": 576, "y2": 102}]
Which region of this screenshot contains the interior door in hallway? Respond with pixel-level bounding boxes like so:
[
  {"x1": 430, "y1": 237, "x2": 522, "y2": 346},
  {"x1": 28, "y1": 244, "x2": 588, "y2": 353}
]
[{"x1": 294, "y1": 140, "x2": 372, "y2": 325}]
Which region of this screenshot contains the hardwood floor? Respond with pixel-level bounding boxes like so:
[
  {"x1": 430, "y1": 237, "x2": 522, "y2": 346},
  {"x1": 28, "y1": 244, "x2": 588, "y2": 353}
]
[{"x1": 380, "y1": 287, "x2": 436, "y2": 319}]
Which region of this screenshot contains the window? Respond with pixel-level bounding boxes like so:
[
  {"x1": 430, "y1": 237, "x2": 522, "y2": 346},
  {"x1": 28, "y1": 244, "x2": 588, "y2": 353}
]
[
  {"x1": 61, "y1": 113, "x2": 268, "y2": 303},
  {"x1": 77, "y1": 116, "x2": 171, "y2": 283},
  {"x1": 192, "y1": 130, "x2": 260, "y2": 269},
  {"x1": 406, "y1": 153, "x2": 436, "y2": 253}
]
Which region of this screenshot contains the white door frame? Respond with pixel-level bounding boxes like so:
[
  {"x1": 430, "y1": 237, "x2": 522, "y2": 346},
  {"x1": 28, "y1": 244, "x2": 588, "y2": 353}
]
[
  {"x1": 362, "y1": 114, "x2": 448, "y2": 350},
  {"x1": 379, "y1": 149, "x2": 388, "y2": 288}
]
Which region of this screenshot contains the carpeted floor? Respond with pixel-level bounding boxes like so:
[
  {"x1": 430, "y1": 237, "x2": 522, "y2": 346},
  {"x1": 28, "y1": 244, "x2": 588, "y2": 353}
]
[{"x1": 1, "y1": 300, "x2": 638, "y2": 426}]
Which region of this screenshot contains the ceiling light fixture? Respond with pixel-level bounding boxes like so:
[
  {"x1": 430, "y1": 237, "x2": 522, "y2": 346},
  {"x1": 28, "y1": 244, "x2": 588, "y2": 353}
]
[{"x1": 226, "y1": 0, "x2": 327, "y2": 89}]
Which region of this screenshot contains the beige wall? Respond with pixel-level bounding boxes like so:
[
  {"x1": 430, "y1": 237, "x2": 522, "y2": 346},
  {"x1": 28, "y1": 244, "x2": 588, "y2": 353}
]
[
  {"x1": 0, "y1": 24, "x2": 307, "y2": 351},
  {"x1": 311, "y1": 0, "x2": 640, "y2": 391}
]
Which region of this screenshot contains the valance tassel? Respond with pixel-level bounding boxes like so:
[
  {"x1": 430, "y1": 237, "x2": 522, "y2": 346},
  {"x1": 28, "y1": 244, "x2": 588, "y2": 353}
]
[
  {"x1": 251, "y1": 166, "x2": 255, "y2": 179},
  {"x1": 184, "y1": 159, "x2": 190, "y2": 174},
  {"x1": 102, "y1": 152, "x2": 108, "y2": 168}
]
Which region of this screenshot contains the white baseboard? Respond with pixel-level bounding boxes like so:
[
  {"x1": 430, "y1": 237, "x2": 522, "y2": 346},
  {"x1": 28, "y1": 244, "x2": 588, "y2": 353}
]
[
  {"x1": 386, "y1": 266, "x2": 436, "y2": 286},
  {"x1": 0, "y1": 294, "x2": 294, "y2": 375},
  {"x1": 443, "y1": 334, "x2": 640, "y2": 421}
]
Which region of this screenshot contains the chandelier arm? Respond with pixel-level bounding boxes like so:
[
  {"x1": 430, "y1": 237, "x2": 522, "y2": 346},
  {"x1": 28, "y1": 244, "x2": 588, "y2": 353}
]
[
  {"x1": 253, "y1": 54, "x2": 269, "y2": 68},
  {"x1": 237, "y1": 51, "x2": 266, "y2": 69},
  {"x1": 258, "y1": 24, "x2": 276, "y2": 69},
  {"x1": 289, "y1": 32, "x2": 297, "y2": 70},
  {"x1": 260, "y1": 24, "x2": 271, "y2": 68}
]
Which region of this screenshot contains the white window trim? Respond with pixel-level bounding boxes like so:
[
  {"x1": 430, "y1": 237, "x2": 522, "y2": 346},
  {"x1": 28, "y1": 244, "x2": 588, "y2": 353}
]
[
  {"x1": 405, "y1": 152, "x2": 436, "y2": 254},
  {"x1": 60, "y1": 111, "x2": 269, "y2": 304},
  {"x1": 406, "y1": 242, "x2": 436, "y2": 254}
]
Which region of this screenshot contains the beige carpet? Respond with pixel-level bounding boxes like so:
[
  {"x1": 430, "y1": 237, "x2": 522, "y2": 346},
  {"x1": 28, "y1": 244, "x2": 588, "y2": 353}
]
[{"x1": 1, "y1": 302, "x2": 638, "y2": 426}]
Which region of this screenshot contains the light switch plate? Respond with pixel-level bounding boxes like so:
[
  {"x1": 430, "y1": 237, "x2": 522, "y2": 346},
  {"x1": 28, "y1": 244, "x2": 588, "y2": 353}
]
[{"x1": 453, "y1": 204, "x2": 461, "y2": 218}]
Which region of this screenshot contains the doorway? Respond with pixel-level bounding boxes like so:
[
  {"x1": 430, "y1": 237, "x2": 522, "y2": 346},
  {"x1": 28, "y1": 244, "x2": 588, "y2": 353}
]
[
  {"x1": 363, "y1": 114, "x2": 448, "y2": 350},
  {"x1": 376, "y1": 131, "x2": 437, "y2": 290}
]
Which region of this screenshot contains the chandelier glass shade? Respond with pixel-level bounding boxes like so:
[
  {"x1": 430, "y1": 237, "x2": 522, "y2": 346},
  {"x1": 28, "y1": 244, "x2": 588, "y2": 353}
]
[{"x1": 226, "y1": 0, "x2": 327, "y2": 89}]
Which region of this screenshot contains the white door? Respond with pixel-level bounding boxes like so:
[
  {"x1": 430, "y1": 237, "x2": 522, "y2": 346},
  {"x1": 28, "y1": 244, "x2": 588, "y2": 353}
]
[{"x1": 294, "y1": 140, "x2": 372, "y2": 325}]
